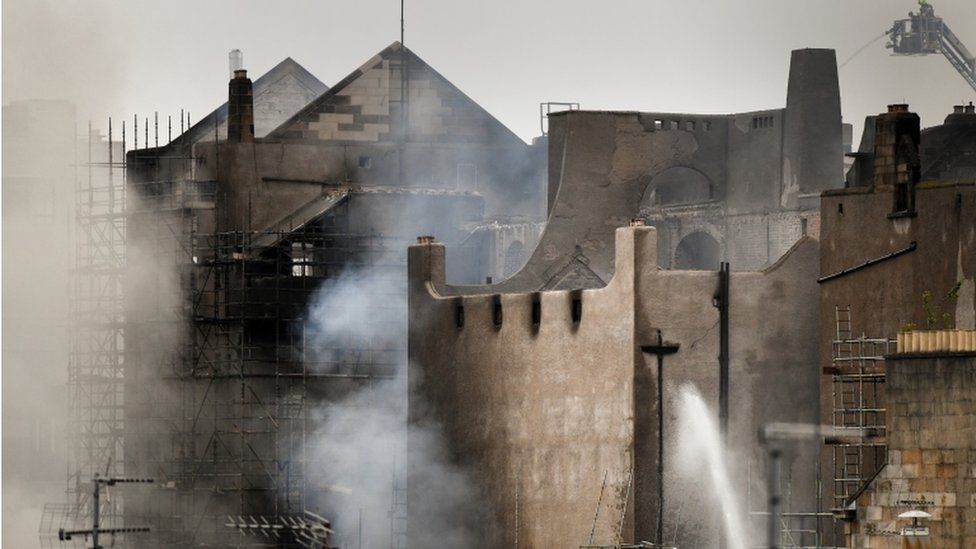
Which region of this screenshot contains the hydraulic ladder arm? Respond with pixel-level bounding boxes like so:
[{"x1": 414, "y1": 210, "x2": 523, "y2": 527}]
[{"x1": 887, "y1": 1, "x2": 976, "y2": 92}]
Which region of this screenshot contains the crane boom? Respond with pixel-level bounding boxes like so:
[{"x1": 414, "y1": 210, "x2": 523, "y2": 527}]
[{"x1": 887, "y1": 2, "x2": 976, "y2": 92}]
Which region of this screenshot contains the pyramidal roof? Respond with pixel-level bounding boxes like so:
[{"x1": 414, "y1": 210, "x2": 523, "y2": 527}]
[
  {"x1": 268, "y1": 42, "x2": 524, "y2": 146},
  {"x1": 173, "y1": 57, "x2": 328, "y2": 146}
]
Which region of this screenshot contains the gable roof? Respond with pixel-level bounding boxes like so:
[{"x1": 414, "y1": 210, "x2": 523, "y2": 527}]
[
  {"x1": 172, "y1": 57, "x2": 328, "y2": 146},
  {"x1": 267, "y1": 42, "x2": 525, "y2": 146}
]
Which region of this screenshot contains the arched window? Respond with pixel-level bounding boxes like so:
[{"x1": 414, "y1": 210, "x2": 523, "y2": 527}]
[
  {"x1": 503, "y1": 241, "x2": 524, "y2": 277},
  {"x1": 674, "y1": 232, "x2": 720, "y2": 270},
  {"x1": 640, "y1": 166, "x2": 713, "y2": 208}
]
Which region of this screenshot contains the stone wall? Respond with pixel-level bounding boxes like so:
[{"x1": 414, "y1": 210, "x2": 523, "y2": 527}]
[
  {"x1": 818, "y1": 181, "x2": 976, "y2": 544},
  {"x1": 851, "y1": 353, "x2": 976, "y2": 547}
]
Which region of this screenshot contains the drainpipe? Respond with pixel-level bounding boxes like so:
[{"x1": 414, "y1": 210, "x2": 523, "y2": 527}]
[
  {"x1": 714, "y1": 261, "x2": 731, "y2": 549},
  {"x1": 717, "y1": 262, "x2": 730, "y2": 441}
]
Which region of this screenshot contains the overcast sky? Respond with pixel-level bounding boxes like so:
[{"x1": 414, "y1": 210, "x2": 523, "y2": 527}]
[{"x1": 4, "y1": 0, "x2": 974, "y2": 142}]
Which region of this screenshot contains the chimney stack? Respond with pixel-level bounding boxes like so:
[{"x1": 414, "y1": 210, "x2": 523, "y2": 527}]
[
  {"x1": 228, "y1": 69, "x2": 254, "y2": 143},
  {"x1": 782, "y1": 49, "x2": 843, "y2": 197},
  {"x1": 945, "y1": 102, "x2": 976, "y2": 125},
  {"x1": 873, "y1": 104, "x2": 919, "y2": 213}
]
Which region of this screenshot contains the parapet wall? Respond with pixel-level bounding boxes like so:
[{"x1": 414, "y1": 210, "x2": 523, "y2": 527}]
[{"x1": 407, "y1": 226, "x2": 821, "y2": 548}]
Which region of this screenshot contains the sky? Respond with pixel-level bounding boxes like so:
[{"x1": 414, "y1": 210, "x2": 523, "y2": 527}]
[{"x1": 3, "y1": 0, "x2": 975, "y2": 142}]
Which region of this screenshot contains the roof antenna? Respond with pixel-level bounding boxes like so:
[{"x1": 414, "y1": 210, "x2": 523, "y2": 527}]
[{"x1": 400, "y1": 0, "x2": 405, "y2": 46}]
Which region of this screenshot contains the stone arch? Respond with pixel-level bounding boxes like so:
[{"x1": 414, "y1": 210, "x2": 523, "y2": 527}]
[
  {"x1": 674, "y1": 231, "x2": 720, "y2": 270},
  {"x1": 503, "y1": 240, "x2": 525, "y2": 277},
  {"x1": 640, "y1": 166, "x2": 713, "y2": 208}
]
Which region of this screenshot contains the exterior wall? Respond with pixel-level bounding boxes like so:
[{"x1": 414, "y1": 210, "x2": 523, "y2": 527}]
[
  {"x1": 851, "y1": 354, "x2": 976, "y2": 547},
  {"x1": 529, "y1": 49, "x2": 839, "y2": 280},
  {"x1": 408, "y1": 228, "x2": 643, "y2": 549},
  {"x1": 819, "y1": 183, "x2": 976, "y2": 378},
  {"x1": 408, "y1": 226, "x2": 821, "y2": 548},
  {"x1": 818, "y1": 183, "x2": 976, "y2": 542},
  {"x1": 726, "y1": 108, "x2": 786, "y2": 213},
  {"x1": 120, "y1": 43, "x2": 547, "y2": 547}
]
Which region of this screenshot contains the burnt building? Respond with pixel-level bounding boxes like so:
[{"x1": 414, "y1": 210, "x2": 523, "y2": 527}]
[
  {"x1": 114, "y1": 43, "x2": 545, "y2": 547},
  {"x1": 408, "y1": 227, "x2": 821, "y2": 548},
  {"x1": 404, "y1": 46, "x2": 846, "y2": 549},
  {"x1": 531, "y1": 48, "x2": 842, "y2": 282}
]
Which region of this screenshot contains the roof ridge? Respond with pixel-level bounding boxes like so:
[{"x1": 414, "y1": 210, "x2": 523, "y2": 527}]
[{"x1": 266, "y1": 41, "x2": 525, "y2": 145}]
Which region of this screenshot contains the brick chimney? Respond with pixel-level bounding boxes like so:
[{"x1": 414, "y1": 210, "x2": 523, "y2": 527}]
[
  {"x1": 946, "y1": 102, "x2": 976, "y2": 125},
  {"x1": 873, "y1": 104, "x2": 919, "y2": 213},
  {"x1": 228, "y1": 69, "x2": 254, "y2": 143}
]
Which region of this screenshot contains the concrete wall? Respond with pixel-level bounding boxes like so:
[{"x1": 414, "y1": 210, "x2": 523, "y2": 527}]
[
  {"x1": 408, "y1": 228, "x2": 643, "y2": 548},
  {"x1": 851, "y1": 353, "x2": 976, "y2": 548},
  {"x1": 407, "y1": 226, "x2": 821, "y2": 548}
]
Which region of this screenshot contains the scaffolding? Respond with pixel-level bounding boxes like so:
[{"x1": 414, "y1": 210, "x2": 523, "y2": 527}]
[
  {"x1": 67, "y1": 119, "x2": 128, "y2": 539},
  {"x1": 827, "y1": 306, "x2": 892, "y2": 511},
  {"x1": 118, "y1": 138, "x2": 408, "y2": 547},
  {"x1": 63, "y1": 110, "x2": 411, "y2": 547}
]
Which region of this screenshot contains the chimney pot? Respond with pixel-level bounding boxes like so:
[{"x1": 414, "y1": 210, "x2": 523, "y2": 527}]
[
  {"x1": 229, "y1": 49, "x2": 243, "y2": 79},
  {"x1": 966, "y1": 102, "x2": 975, "y2": 115},
  {"x1": 629, "y1": 218, "x2": 646, "y2": 227},
  {"x1": 233, "y1": 69, "x2": 247, "y2": 79},
  {"x1": 416, "y1": 235, "x2": 435, "y2": 244},
  {"x1": 954, "y1": 105, "x2": 965, "y2": 114},
  {"x1": 888, "y1": 104, "x2": 909, "y2": 113}
]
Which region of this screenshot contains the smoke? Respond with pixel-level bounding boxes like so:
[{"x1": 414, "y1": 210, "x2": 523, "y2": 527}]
[
  {"x1": 304, "y1": 259, "x2": 492, "y2": 548},
  {"x1": 305, "y1": 266, "x2": 404, "y2": 373},
  {"x1": 3, "y1": 0, "x2": 134, "y2": 543}
]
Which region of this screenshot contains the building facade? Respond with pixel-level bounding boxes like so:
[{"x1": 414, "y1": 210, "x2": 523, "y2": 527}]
[
  {"x1": 818, "y1": 103, "x2": 976, "y2": 545},
  {"x1": 539, "y1": 49, "x2": 841, "y2": 277},
  {"x1": 120, "y1": 43, "x2": 545, "y2": 547},
  {"x1": 408, "y1": 225, "x2": 822, "y2": 548}
]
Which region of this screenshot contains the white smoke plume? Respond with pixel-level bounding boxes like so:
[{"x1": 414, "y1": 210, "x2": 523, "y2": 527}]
[{"x1": 304, "y1": 261, "x2": 492, "y2": 548}]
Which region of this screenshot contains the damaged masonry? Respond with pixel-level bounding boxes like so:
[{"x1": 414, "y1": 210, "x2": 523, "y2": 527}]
[{"x1": 3, "y1": 3, "x2": 976, "y2": 549}]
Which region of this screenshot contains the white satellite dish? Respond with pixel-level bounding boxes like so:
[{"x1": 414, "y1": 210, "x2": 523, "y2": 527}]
[{"x1": 899, "y1": 510, "x2": 932, "y2": 519}]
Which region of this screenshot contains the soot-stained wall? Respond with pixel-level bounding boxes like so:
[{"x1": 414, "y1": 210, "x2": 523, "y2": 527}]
[{"x1": 536, "y1": 49, "x2": 840, "y2": 278}]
